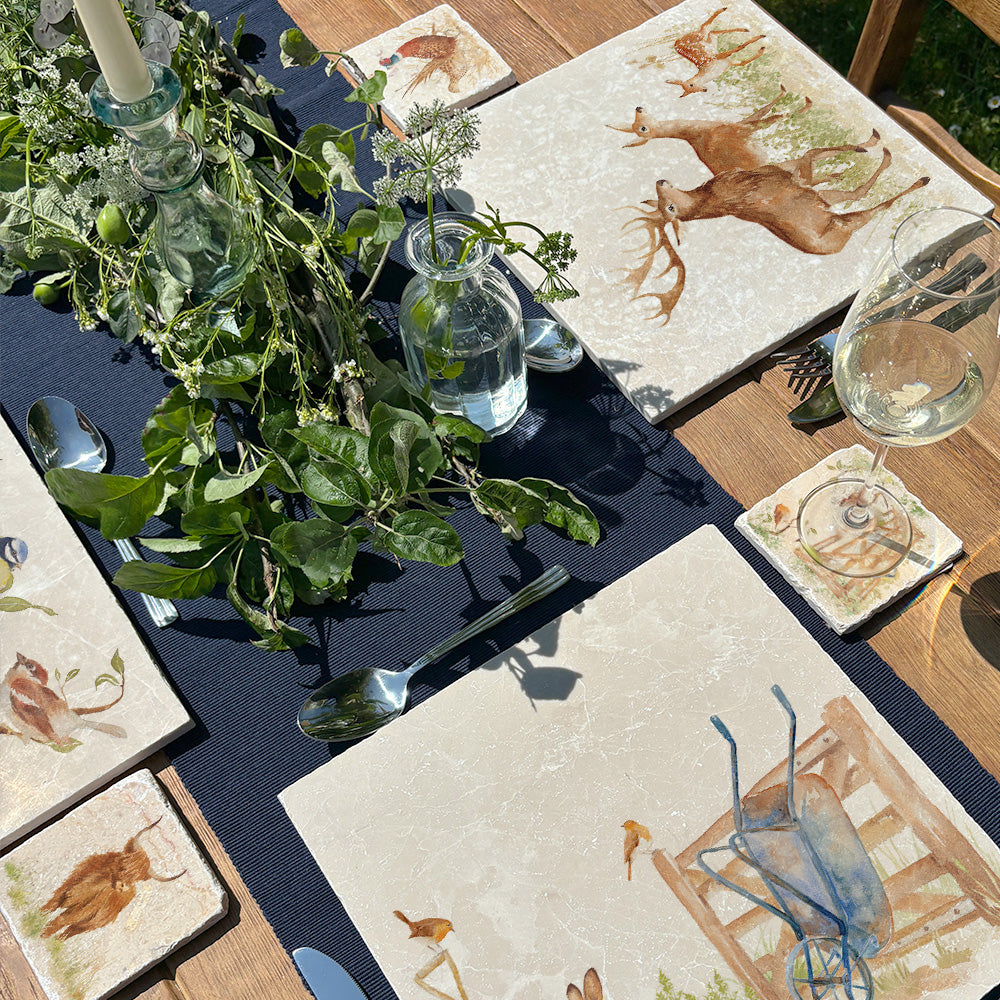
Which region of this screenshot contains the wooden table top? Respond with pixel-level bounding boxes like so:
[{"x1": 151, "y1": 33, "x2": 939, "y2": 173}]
[{"x1": 6, "y1": 1, "x2": 999, "y2": 997}]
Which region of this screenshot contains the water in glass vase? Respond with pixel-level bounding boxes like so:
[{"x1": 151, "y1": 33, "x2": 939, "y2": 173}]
[{"x1": 835, "y1": 319, "x2": 984, "y2": 446}]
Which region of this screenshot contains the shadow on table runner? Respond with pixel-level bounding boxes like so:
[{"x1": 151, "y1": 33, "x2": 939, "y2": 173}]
[{"x1": 0, "y1": 0, "x2": 997, "y2": 996}]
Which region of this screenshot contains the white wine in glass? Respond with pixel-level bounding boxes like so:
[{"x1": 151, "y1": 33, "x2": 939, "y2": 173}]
[{"x1": 797, "y1": 207, "x2": 1000, "y2": 578}]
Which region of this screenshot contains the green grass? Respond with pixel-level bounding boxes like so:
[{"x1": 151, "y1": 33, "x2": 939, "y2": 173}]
[{"x1": 756, "y1": 0, "x2": 1000, "y2": 172}]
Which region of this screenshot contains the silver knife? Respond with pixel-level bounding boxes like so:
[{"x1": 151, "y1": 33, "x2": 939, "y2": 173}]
[{"x1": 293, "y1": 947, "x2": 371, "y2": 1000}]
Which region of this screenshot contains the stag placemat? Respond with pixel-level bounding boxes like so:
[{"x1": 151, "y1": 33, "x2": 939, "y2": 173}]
[
  {"x1": 280, "y1": 524, "x2": 1000, "y2": 1000},
  {"x1": 447, "y1": 0, "x2": 990, "y2": 423},
  {"x1": 0, "y1": 770, "x2": 226, "y2": 1000},
  {"x1": 0, "y1": 414, "x2": 192, "y2": 848},
  {"x1": 736, "y1": 445, "x2": 963, "y2": 634}
]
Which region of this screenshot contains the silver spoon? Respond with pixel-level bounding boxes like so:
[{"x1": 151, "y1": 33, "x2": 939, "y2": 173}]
[
  {"x1": 523, "y1": 318, "x2": 584, "y2": 372},
  {"x1": 297, "y1": 565, "x2": 570, "y2": 741},
  {"x1": 26, "y1": 395, "x2": 179, "y2": 628}
]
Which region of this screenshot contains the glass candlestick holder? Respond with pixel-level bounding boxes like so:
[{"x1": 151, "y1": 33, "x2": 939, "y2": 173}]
[{"x1": 89, "y1": 61, "x2": 254, "y2": 303}]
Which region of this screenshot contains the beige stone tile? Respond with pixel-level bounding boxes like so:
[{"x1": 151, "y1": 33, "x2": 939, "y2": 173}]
[
  {"x1": 0, "y1": 418, "x2": 192, "y2": 847},
  {"x1": 346, "y1": 4, "x2": 515, "y2": 129},
  {"x1": 281, "y1": 525, "x2": 1000, "y2": 1000},
  {"x1": 736, "y1": 444, "x2": 963, "y2": 633},
  {"x1": 0, "y1": 770, "x2": 226, "y2": 1000},
  {"x1": 447, "y1": 0, "x2": 991, "y2": 423}
]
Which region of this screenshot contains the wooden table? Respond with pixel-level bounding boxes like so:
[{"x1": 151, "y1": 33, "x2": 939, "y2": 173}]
[{"x1": 6, "y1": 1, "x2": 999, "y2": 997}]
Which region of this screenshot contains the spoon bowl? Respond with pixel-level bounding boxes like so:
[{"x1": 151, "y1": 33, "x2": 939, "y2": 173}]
[
  {"x1": 297, "y1": 565, "x2": 570, "y2": 741},
  {"x1": 523, "y1": 318, "x2": 584, "y2": 373},
  {"x1": 25, "y1": 396, "x2": 179, "y2": 628}
]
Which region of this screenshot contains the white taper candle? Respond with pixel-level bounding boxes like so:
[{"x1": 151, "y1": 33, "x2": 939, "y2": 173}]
[{"x1": 74, "y1": 0, "x2": 152, "y2": 102}]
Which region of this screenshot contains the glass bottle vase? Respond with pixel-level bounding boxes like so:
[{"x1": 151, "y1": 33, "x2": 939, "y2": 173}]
[{"x1": 399, "y1": 214, "x2": 526, "y2": 436}]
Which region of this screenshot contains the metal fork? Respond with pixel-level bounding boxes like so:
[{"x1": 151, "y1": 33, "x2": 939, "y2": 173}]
[{"x1": 772, "y1": 330, "x2": 839, "y2": 397}]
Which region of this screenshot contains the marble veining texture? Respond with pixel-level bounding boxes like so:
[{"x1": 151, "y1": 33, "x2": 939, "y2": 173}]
[
  {"x1": 0, "y1": 417, "x2": 192, "y2": 847},
  {"x1": 347, "y1": 4, "x2": 515, "y2": 129},
  {"x1": 447, "y1": 0, "x2": 990, "y2": 423},
  {"x1": 0, "y1": 770, "x2": 226, "y2": 1000},
  {"x1": 281, "y1": 525, "x2": 1000, "y2": 1000},
  {"x1": 736, "y1": 444, "x2": 963, "y2": 634}
]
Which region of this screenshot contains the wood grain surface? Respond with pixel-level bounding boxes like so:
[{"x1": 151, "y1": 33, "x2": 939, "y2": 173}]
[{"x1": 6, "y1": 1, "x2": 999, "y2": 997}]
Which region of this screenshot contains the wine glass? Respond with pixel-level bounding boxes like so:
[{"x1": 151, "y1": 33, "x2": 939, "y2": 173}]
[{"x1": 797, "y1": 206, "x2": 1000, "y2": 577}]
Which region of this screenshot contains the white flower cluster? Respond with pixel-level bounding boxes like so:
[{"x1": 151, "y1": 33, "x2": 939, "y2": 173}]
[
  {"x1": 332, "y1": 359, "x2": 363, "y2": 382},
  {"x1": 296, "y1": 402, "x2": 337, "y2": 426},
  {"x1": 51, "y1": 137, "x2": 143, "y2": 212},
  {"x1": 175, "y1": 358, "x2": 206, "y2": 398},
  {"x1": 15, "y1": 82, "x2": 87, "y2": 143}
]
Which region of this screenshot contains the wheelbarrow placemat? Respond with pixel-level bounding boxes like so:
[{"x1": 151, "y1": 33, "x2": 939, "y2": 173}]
[
  {"x1": 0, "y1": 414, "x2": 192, "y2": 849},
  {"x1": 281, "y1": 524, "x2": 1000, "y2": 1000},
  {"x1": 447, "y1": 0, "x2": 990, "y2": 424}
]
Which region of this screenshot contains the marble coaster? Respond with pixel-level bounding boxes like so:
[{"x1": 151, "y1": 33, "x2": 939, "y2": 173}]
[
  {"x1": 736, "y1": 444, "x2": 962, "y2": 634},
  {"x1": 0, "y1": 415, "x2": 192, "y2": 848},
  {"x1": 0, "y1": 770, "x2": 227, "y2": 1000},
  {"x1": 345, "y1": 4, "x2": 515, "y2": 130}
]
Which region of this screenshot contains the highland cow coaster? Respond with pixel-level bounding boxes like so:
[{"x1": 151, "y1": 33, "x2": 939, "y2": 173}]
[
  {"x1": 0, "y1": 415, "x2": 192, "y2": 848},
  {"x1": 345, "y1": 5, "x2": 515, "y2": 129},
  {"x1": 281, "y1": 525, "x2": 1000, "y2": 1000},
  {"x1": 736, "y1": 445, "x2": 962, "y2": 634},
  {"x1": 0, "y1": 770, "x2": 226, "y2": 1000},
  {"x1": 447, "y1": 0, "x2": 991, "y2": 423}
]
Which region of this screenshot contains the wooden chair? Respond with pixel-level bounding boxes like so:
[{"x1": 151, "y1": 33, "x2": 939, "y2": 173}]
[{"x1": 847, "y1": 0, "x2": 1000, "y2": 205}]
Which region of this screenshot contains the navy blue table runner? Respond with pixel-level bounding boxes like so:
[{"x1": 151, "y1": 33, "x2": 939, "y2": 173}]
[{"x1": 2, "y1": 1, "x2": 998, "y2": 996}]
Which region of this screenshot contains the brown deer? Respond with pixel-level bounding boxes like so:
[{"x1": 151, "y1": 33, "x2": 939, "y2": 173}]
[
  {"x1": 607, "y1": 87, "x2": 812, "y2": 174},
  {"x1": 666, "y1": 7, "x2": 766, "y2": 97},
  {"x1": 622, "y1": 136, "x2": 930, "y2": 323}
]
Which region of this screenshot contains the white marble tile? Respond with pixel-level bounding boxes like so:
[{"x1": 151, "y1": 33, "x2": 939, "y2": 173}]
[
  {"x1": 346, "y1": 5, "x2": 515, "y2": 129},
  {"x1": 736, "y1": 444, "x2": 962, "y2": 633},
  {"x1": 281, "y1": 525, "x2": 1000, "y2": 1000},
  {"x1": 0, "y1": 770, "x2": 226, "y2": 1000},
  {"x1": 0, "y1": 417, "x2": 192, "y2": 848},
  {"x1": 446, "y1": 0, "x2": 991, "y2": 423}
]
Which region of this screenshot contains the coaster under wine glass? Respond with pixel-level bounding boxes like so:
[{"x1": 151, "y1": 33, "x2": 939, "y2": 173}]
[{"x1": 736, "y1": 445, "x2": 962, "y2": 634}]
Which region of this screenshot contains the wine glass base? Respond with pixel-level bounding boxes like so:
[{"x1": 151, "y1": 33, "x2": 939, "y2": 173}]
[{"x1": 797, "y1": 478, "x2": 913, "y2": 578}]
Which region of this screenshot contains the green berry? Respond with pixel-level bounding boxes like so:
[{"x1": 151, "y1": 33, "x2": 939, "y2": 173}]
[
  {"x1": 96, "y1": 203, "x2": 131, "y2": 245},
  {"x1": 32, "y1": 282, "x2": 60, "y2": 305}
]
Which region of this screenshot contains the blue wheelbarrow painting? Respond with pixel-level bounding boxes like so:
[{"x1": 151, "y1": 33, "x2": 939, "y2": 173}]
[{"x1": 697, "y1": 686, "x2": 892, "y2": 1000}]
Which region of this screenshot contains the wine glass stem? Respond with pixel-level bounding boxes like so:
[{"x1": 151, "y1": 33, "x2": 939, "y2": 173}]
[{"x1": 843, "y1": 442, "x2": 891, "y2": 529}]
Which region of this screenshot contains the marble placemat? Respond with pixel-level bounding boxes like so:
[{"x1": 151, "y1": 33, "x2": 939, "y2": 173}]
[
  {"x1": 0, "y1": 414, "x2": 192, "y2": 848},
  {"x1": 346, "y1": 4, "x2": 515, "y2": 130},
  {"x1": 735, "y1": 444, "x2": 962, "y2": 634},
  {"x1": 280, "y1": 524, "x2": 1000, "y2": 1000},
  {"x1": 447, "y1": 0, "x2": 990, "y2": 423},
  {"x1": 0, "y1": 769, "x2": 227, "y2": 1000}
]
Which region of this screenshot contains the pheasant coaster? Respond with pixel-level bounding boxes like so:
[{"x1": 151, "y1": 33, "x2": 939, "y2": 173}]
[
  {"x1": 735, "y1": 445, "x2": 963, "y2": 633},
  {"x1": 0, "y1": 414, "x2": 192, "y2": 847},
  {"x1": 345, "y1": 4, "x2": 515, "y2": 130},
  {"x1": 0, "y1": 769, "x2": 227, "y2": 1000}
]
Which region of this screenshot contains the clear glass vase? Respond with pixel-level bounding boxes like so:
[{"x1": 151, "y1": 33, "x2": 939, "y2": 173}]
[{"x1": 399, "y1": 214, "x2": 526, "y2": 436}]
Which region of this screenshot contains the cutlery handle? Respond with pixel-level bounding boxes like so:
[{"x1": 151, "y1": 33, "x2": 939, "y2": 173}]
[
  {"x1": 403, "y1": 565, "x2": 570, "y2": 680},
  {"x1": 113, "y1": 537, "x2": 179, "y2": 628}
]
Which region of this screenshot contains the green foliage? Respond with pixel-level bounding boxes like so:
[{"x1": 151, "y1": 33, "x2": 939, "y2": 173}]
[
  {"x1": 657, "y1": 971, "x2": 758, "y2": 1000},
  {"x1": 3, "y1": 3, "x2": 599, "y2": 651}
]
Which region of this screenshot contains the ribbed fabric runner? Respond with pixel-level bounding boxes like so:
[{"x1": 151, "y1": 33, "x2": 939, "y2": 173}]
[{"x1": 1, "y1": 2, "x2": 997, "y2": 997}]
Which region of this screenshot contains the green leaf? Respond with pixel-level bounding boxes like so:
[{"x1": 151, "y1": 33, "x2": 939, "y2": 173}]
[
  {"x1": 473, "y1": 478, "x2": 545, "y2": 538},
  {"x1": 202, "y1": 353, "x2": 262, "y2": 383},
  {"x1": 107, "y1": 288, "x2": 141, "y2": 342},
  {"x1": 111, "y1": 650, "x2": 125, "y2": 675},
  {"x1": 345, "y1": 70, "x2": 387, "y2": 104},
  {"x1": 0, "y1": 596, "x2": 57, "y2": 615},
  {"x1": 342, "y1": 207, "x2": 378, "y2": 253},
  {"x1": 290, "y1": 423, "x2": 371, "y2": 473},
  {"x1": 203, "y1": 463, "x2": 271, "y2": 502},
  {"x1": 65, "y1": 668, "x2": 80, "y2": 682},
  {"x1": 321, "y1": 140, "x2": 363, "y2": 194},
  {"x1": 299, "y1": 461, "x2": 365, "y2": 508},
  {"x1": 374, "y1": 203, "x2": 405, "y2": 244},
  {"x1": 45, "y1": 468, "x2": 164, "y2": 539},
  {"x1": 139, "y1": 535, "x2": 212, "y2": 553},
  {"x1": 433, "y1": 414, "x2": 490, "y2": 443},
  {"x1": 142, "y1": 389, "x2": 217, "y2": 468},
  {"x1": 383, "y1": 510, "x2": 463, "y2": 566},
  {"x1": 369, "y1": 418, "x2": 416, "y2": 495},
  {"x1": 226, "y1": 577, "x2": 311, "y2": 650},
  {"x1": 519, "y1": 478, "x2": 600, "y2": 545},
  {"x1": 270, "y1": 519, "x2": 359, "y2": 590},
  {"x1": 368, "y1": 401, "x2": 442, "y2": 492},
  {"x1": 113, "y1": 560, "x2": 220, "y2": 599},
  {"x1": 181, "y1": 502, "x2": 250, "y2": 536},
  {"x1": 279, "y1": 27, "x2": 320, "y2": 68}
]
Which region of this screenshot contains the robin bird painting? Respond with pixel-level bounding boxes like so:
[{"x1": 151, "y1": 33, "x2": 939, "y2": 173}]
[
  {"x1": 1, "y1": 652, "x2": 126, "y2": 748},
  {"x1": 393, "y1": 909, "x2": 454, "y2": 948},
  {"x1": 622, "y1": 819, "x2": 652, "y2": 880},
  {"x1": 40, "y1": 817, "x2": 186, "y2": 940}
]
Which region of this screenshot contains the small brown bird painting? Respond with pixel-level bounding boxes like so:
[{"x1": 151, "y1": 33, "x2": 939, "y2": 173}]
[
  {"x1": 622, "y1": 819, "x2": 652, "y2": 880},
  {"x1": 40, "y1": 817, "x2": 186, "y2": 940},
  {"x1": 393, "y1": 909, "x2": 454, "y2": 947}
]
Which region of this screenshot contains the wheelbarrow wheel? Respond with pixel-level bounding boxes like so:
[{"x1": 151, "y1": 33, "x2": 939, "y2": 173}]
[{"x1": 785, "y1": 937, "x2": 873, "y2": 1000}]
